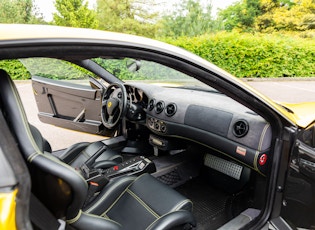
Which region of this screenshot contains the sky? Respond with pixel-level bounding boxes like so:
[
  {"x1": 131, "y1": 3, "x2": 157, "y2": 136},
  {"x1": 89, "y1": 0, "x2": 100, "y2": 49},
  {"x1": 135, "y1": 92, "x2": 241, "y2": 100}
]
[{"x1": 34, "y1": 0, "x2": 237, "y2": 22}]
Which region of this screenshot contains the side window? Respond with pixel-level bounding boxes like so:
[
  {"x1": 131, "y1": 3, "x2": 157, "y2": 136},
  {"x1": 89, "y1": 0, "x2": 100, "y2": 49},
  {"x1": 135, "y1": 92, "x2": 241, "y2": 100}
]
[
  {"x1": 21, "y1": 58, "x2": 93, "y2": 83},
  {"x1": 13, "y1": 58, "x2": 105, "y2": 151}
]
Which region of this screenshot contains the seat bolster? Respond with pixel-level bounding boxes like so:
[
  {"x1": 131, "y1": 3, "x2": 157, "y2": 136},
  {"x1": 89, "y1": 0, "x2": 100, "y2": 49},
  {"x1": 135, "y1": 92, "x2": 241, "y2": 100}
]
[
  {"x1": 146, "y1": 210, "x2": 196, "y2": 230},
  {"x1": 130, "y1": 174, "x2": 193, "y2": 214},
  {"x1": 68, "y1": 141, "x2": 123, "y2": 168},
  {"x1": 32, "y1": 154, "x2": 88, "y2": 219},
  {"x1": 59, "y1": 142, "x2": 90, "y2": 164},
  {"x1": 29, "y1": 124, "x2": 52, "y2": 153},
  {"x1": 84, "y1": 176, "x2": 137, "y2": 215},
  {"x1": 69, "y1": 211, "x2": 121, "y2": 230}
]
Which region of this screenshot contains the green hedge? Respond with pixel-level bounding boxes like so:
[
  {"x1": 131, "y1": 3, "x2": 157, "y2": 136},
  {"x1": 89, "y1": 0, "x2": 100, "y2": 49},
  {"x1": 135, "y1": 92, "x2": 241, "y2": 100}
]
[
  {"x1": 1, "y1": 32, "x2": 314, "y2": 79},
  {"x1": 163, "y1": 32, "x2": 315, "y2": 78},
  {"x1": 0, "y1": 60, "x2": 30, "y2": 80}
]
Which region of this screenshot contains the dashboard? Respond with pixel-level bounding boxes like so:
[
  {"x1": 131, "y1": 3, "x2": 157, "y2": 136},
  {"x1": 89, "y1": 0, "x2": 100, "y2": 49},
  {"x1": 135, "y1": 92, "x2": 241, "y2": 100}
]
[{"x1": 124, "y1": 83, "x2": 272, "y2": 175}]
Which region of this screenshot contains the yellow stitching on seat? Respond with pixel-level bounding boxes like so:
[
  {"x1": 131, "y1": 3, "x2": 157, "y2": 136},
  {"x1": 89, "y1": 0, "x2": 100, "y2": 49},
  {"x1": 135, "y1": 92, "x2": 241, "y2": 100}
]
[
  {"x1": 127, "y1": 189, "x2": 160, "y2": 219},
  {"x1": 8, "y1": 78, "x2": 43, "y2": 155},
  {"x1": 28, "y1": 152, "x2": 38, "y2": 162},
  {"x1": 83, "y1": 212, "x2": 122, "y2": 226},
  {"x1": 100, "y1": 181, "x2": 134, "y2": 216},
  {"x1": 99, "y1": 174, "x2": 149, "y2": 216},
  {"x1": 145, "y1": 210, "x2": 187, "y2": 230},
  {"x1": 66, "y1": 210, "x2": 82, "y2": 224},
  {"x1": 86, "y1": 177, "x2": 136, "y2": 214},
  {"x1": 170, "y1": 199, "x2": 193, "y2": 212}
]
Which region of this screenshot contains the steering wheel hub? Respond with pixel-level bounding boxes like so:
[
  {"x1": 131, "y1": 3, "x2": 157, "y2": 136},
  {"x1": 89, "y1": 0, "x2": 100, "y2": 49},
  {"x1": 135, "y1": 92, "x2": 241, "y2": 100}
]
[{"x1": 101, "y1": 83, "x2": 127, "y2": 129}]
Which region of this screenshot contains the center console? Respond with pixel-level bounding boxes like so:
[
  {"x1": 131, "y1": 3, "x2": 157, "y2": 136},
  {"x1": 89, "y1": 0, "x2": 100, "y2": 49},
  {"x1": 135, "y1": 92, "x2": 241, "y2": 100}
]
[
  {"x1": 80, "y1": 155, "x2": 156, "y2": 182},
  {"x1": 80, "y1": 154, "x2": 156, "y2": 205},
  {"x1": 103, "y1": 156, "x2": 156, "y2": 179}
]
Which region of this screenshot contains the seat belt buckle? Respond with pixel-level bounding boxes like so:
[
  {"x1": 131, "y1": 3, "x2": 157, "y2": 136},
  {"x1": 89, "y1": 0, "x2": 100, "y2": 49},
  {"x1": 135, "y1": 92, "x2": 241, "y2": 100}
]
[{"x1": 57, "y1": 219, "x2": 66, "y2": 230}]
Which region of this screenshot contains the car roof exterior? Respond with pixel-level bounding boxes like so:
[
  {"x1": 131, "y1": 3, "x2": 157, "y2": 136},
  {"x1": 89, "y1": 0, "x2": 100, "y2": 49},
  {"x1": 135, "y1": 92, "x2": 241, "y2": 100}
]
[{"x1": 1, "y1": 24, "x2": 312, "y2": 128}]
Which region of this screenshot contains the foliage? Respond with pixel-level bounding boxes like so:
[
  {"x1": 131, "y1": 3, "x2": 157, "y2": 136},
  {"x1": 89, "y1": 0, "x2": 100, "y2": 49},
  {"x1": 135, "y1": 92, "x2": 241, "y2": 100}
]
[
  {"x1": 93, "y1": 58, "x2": 188, "y2": 81},
  {"x1": 158, "y1": 0, "x2": 215, "y2": 37},
  {"x1": 53, "y1": 0, "x2": 98, "y2": 28},
  {"x1": 256, "y1": 0, "x2": 315, "y2": 32},
  {"x1": 218, "y1": 0, "x2": 315, "y2": 33},
  {"x1": 218, "y1": 0, "x2": 262, "y2": 31},
  {"x1": 164, "y1": 32, "x2": 315, "y2": 78},
  {"x1": 0, "y1": 60, "x2": 31, "y2": 80},
  {"x1": 0, "y1": 0, "x2": 45, "y2": 24},
  {"x1": 96, "y1": 0, "x2": 159, "y2": 38}
]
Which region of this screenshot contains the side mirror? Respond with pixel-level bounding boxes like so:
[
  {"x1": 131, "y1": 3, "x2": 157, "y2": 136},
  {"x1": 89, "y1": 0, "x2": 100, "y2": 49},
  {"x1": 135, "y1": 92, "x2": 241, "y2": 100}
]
[{"x1": 126, "y1": 59, "x2": 141, "y2": 72}]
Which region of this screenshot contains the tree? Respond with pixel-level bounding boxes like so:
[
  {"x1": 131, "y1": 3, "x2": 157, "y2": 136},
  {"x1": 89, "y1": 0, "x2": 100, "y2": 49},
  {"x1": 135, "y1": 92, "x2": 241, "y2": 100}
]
[
  {"x1": 0, "y1": 0, "x2": 44, "y2": 23},
  {"x1": 218, "y1": 0, "x2": 262, "y2": 31},
  {"x1": 53, "y1": 0, "x2": 98, "y2": 28},
  {"x1": 96, "y1": 0, "x2": 159, "y2": 38},
  {"x1": 158, "y1": 0, "x2": 214, "y2": 37},
  {"x1": 256, "y1": 0, "x2": 315, "y2": 32}
]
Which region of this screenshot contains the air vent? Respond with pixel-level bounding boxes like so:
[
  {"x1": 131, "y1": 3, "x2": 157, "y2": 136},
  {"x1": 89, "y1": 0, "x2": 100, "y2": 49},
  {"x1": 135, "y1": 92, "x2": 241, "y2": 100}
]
[
  {"x1": 148, "y1": 99, "x2": 155, "y2": 111},
  {"x1": 233, "y1": 120, "x2": 249, "y2": 138},
  {"x1": 155, "y1": 101, "x2": 164, "y2": 114},
  {"x1": 165, "y1": 103, "x2": 177, "y2": 116}
]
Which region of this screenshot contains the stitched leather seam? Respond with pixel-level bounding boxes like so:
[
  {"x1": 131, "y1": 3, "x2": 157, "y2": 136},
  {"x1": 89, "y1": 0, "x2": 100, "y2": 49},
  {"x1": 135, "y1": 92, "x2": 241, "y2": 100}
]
[
  {"x1": 82, "y1": 212, "x2": 122, "y2": 226},
  {"x1": 28, "y1": 152, "x2": 38, "y2": 162},
  {"x1": 100, "y1": 174, "x2": 148, "y2": 216},
  {"x1": 127, "y1": 189, "x2": 160, "y2": 219},
  {"x1": 7, "y1": 78, "x2": 88, "y2": 185},
  {"x1": 145, "y1": 210, "x2": 187, "y2": 230},
  {"x1": 86, "y1": 177, "x2": 136, "y2": 213},
  {"x1": 101, "y1": 183, "x2": 133, "y2": 216},
  {"x1": 8, "y1": 78, "x2": 43, "y2": 156},
  {"x1": 66, "y1": 210, "x2": 82, "y2": 224},
  {"x1": 170, "y1": 199, "x2": 192, "y2": 212}
]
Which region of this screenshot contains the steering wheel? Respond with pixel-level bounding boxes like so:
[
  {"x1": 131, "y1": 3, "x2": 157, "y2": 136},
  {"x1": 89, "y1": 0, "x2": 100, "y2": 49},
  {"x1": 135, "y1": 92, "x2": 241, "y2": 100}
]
[{"x1": 101, "y1": 82, "x2": 127, "y2": 129}]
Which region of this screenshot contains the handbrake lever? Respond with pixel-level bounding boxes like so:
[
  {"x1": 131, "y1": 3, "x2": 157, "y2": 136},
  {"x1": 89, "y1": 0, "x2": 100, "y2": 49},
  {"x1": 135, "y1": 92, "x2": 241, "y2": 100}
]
[{"x1": 80, "y1": 145, "x2": 107, "y2": 179}]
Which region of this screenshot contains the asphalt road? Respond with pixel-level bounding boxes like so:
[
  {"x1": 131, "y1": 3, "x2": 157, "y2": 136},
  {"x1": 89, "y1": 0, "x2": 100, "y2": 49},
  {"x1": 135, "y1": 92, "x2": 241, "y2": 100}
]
[
  {"x1": 246, "y1": 79, "x2": 315, "y2": 103},
  {"x1": 16, "y1": 80, "x2": 315, "y2": 151}
]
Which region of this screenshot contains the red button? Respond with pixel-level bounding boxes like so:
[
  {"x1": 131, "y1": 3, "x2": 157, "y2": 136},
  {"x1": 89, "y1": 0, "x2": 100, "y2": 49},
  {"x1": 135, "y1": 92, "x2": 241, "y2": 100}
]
[
  {"x1": 259, "y1": 154, "x2": 267, "y2": 166},
  {"x1": 113, "y1": 166, "x2": 119, "y2": 171}
]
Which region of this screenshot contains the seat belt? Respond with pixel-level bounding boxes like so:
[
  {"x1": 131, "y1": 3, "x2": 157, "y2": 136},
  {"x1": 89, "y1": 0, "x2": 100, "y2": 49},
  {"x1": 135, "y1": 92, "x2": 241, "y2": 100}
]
[{"x1": 30, "y1": 193, "x2": 65, "y2": 230}]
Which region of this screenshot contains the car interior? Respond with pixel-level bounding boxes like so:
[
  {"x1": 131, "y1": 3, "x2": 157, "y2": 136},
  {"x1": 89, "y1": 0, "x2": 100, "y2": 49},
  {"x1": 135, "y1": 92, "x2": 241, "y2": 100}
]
[{"x1": 0, "y1": 54, "x2": 274, "y2": 229}]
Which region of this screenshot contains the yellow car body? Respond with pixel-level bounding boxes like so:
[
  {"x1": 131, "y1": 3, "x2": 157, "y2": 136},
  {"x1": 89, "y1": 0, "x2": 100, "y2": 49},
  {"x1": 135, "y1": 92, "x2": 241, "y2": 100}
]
[{"x1": 0, "y1": 24, "x2": 314, "y2": 230}]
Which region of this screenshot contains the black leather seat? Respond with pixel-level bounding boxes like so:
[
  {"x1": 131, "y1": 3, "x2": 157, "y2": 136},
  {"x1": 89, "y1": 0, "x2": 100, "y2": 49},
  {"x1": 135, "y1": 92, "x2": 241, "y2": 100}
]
[
  {"x1": 30, "y1": 122, "x2": 123, "y2": 169},
  {"x1": 0, "y1": 69, "x2": 196, "y2": 230}
]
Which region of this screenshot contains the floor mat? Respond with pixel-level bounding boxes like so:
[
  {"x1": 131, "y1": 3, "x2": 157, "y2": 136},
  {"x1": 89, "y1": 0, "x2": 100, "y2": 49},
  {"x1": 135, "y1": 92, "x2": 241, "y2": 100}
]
[{"x1": 176, "y1": 178, "x2": 232, "y2": 230}]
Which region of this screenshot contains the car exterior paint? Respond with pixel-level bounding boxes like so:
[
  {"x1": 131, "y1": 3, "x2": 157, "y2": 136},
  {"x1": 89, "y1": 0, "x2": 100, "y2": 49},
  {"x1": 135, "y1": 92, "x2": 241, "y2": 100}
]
[{"x1": 0, "y1": 189, "x2": 17, "y2": 230}]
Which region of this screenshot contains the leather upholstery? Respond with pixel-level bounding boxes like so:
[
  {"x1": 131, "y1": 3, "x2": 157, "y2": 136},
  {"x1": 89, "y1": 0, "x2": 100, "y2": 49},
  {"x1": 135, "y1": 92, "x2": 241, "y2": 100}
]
[
  {"x1": 0, "y1": 69, "x2": 87, "y2": 220},
  {"x1": 83, "y1": 173, "x2": 195, "y2": 230},
  {"x1": 0, "y1": 69, "x2": 195, "y2": 229},
  {"x1": 67, "y1": 141, "x2": 123, "y2": 168},
  {"x1": 30, "y1": 124, "x2": 52, "y2": 153},
  {"x1": 30, "y1": 125, "x2": 123, "y2": 169}
]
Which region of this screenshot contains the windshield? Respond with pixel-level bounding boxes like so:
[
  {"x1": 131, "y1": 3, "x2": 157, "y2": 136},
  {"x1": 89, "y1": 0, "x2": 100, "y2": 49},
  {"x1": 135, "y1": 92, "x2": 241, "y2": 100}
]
[
  {"x1": 92, "y1": 58, "x2": 214, "y2": 91},
  {"x1": 20, "y1": 57, "x2": 215, "y2": 91}
]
